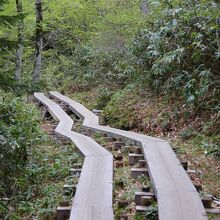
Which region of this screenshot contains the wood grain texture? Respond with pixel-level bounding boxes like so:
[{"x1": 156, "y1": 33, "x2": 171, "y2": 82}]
[
  {"x1": 50, "y1": 91, "x2": 208, "y2": 220},
  {"x1": 34, "y1": 93, "x2": 113, "y2": 220}
]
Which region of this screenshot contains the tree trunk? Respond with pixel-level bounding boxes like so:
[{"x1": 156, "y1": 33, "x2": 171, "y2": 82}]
[
  {"x1": 15, "y1": 0, "x2": 24, "y2": 83},
  {"x1": 32, "y1": 0, "x2": 43, "y2": 84},
  {"x1": 141, "y1": 0, "x2": 148, "y2": 15},
  {"x1": 217, "y1": 18, "x2": 220, "y2": 51}
]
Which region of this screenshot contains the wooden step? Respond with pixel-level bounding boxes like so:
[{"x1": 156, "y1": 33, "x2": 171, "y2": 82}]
[
  {"x1": 135, "y1": 191, "x2": 155, "y2": 205},
  {"x1": 70, "y1": 168, "x2": 81, "y2": 175},
  {"x1": 131, "y1": 168, "x2": 148, "y2": 179},
  {"x1": 113, "y1": 141, "x2": 125, "y2": 151},
  {"x1": 128, "y1": 153, "x2": 143, "y2": 165},
  {"x1": 56, "y1": 206, "x2": 71, "y2": 220},
  {"x1": 63, "y1": 184, "x2": 77, "y2": 196},
  {"x1": 205, "y1": 208, "x2": 220, "y2": 214},
  {"x1": 141, "y1": 196, "x2": 154, "y2": 206},
  {"x1": 201, "y1": 196, "x2": 212, "y2": 208},
  {"x1": 135, "y1": 205, "x2": 150, "y2": 213}
]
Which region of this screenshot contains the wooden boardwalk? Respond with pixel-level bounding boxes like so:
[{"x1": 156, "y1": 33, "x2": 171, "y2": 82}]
[
  {"x1": 34, "y1": 93, "x2": 114, "y2": 220},
  {"x1": 50, "y1": 91, "x2": 208, "y2": 220}
]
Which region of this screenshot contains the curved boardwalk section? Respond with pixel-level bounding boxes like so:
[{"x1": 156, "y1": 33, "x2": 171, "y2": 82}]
[
  {"x1": 34, "y1": 93, "x2": 114, "y2": 220},
  {"x1": 50, "y1": 91, "x2": 208, "y2": 220}
]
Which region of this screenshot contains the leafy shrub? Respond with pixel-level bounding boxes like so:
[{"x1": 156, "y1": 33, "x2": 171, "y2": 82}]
[
  {"x1": 0, "y1": 91, "x2": 43, "y2": 196},
  {"x1": 95, "y1": 87, "x2": 114, "y2": 109},
  {"x1": 144, "y1": 204, "x2": 158, "y2": 220},
  {"x1": 135, "y1": 204, "x2": 158, "y2": 220},
  {"x1": 180, "y1": 128, "x2": 194, "y2": 140},
  {"x1": 202, "y1": 141, "x2": 220, "y2": 158},
  {"x1": 132, "y1": 0, "x2": 220, "y2": 113},
  {"x1": 103, "y1": 86, "x2": 137, "y2": 129},
  {"x1": 68, "y1": 45, "x2": 135, "y2": 88}
]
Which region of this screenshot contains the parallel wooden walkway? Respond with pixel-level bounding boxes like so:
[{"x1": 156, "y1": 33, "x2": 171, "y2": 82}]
[
  {"x1": 50, "y1": 91, "x2": 208, "y2": 220},
  {"x1": 34, "y1": 93, "x2": 114, "y2": 220}
]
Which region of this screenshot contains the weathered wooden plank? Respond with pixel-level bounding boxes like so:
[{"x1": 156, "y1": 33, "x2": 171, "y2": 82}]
[
  {"x1": 50, "y1": 91, "x2": 208, "y2": 220},
  {"x1": 70, "y1": 207, "x2": 114, "y2": 220},
  {"x1": 72, "y1": 156, "x2": 113, "y2": 207},
  {"x1": 49, "y1": 91, "x2": 162, "y2": 143},
  {"x1": 34, "y1": 93, "x2": 113, "y2": 220}
]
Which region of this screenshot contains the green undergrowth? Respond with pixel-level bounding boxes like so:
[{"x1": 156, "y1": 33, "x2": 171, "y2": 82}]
[
  {"x1": 0, "y1": 91, "x2": 83, "y2": 219},
  {"x1": 134, "y1": 205, "x2": 158, "y2": 220},
  {"x1": 172, "y1": 135, "x2": 220, "y2": 198},
  {"x1": 1, "y1": 132, "x2": 82, "y2": 219}
]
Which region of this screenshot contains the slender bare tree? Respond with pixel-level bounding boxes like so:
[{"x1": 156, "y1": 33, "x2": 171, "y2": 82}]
[
  {"x1": 217, "y1": 18, "x2": 220, "y2": 52},
  {"x1": 141, "y1": 0, "x2": 148, "y2": 15},
  {"x1": 15, "y1": 0, "x2": 24, "y2": 83},
  {"x1": 32, "y1": 0, "x2": 43, "y2": 84}
]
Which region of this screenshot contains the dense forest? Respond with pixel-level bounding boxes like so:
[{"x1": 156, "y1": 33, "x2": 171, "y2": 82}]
[{"x1": 0, "y1": 0, "x2": 220, "y2": 219}]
